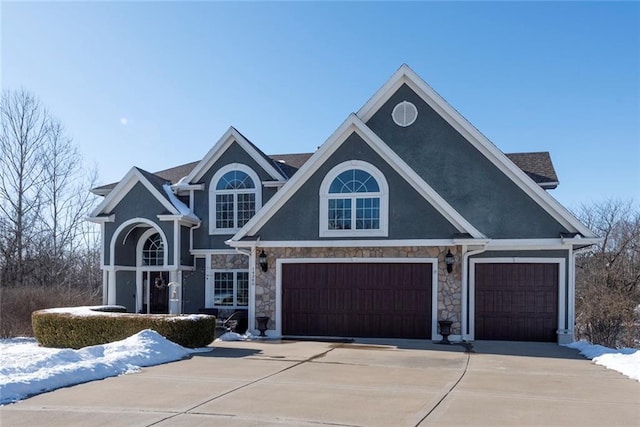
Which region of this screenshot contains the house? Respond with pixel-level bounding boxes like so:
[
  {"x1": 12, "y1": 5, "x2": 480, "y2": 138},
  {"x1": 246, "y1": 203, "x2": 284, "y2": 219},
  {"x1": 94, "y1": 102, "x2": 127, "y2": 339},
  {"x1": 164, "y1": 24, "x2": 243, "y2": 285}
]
[{"x1": 89, "y1": 65, "x2": 599, "y2": 344}]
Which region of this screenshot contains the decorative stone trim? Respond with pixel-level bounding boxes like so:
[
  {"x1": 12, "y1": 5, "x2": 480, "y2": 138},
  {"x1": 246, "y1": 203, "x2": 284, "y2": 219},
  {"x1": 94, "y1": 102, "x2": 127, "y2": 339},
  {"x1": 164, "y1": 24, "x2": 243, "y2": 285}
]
[{"x1": 211, "y1": 253, "x2": 248, "y2": 270}]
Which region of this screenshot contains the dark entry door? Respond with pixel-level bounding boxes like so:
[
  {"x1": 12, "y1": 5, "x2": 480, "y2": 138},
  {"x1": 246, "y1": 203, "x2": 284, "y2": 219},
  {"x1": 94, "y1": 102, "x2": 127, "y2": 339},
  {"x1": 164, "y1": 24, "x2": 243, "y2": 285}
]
[
  {"x1": 282, "y1": 263, "x2": 432, "y2": 339},
  {"x1": 474, "y1": 263, "x2": 558, "y2": 342},
  {"x1": 145, "y1": 271, "x2": 169, "y2": 314}
]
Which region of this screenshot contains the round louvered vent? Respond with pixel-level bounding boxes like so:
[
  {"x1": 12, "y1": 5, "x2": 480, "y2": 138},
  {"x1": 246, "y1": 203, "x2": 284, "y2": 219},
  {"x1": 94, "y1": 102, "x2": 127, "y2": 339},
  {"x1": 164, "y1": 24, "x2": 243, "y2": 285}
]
[{"x1": 391, "y1": 101, "x2": 418, "y2": 127}]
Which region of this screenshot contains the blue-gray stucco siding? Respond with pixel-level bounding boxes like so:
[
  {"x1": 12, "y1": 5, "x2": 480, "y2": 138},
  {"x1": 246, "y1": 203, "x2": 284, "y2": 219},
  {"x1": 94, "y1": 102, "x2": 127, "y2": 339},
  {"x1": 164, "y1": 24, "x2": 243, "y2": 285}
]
[
  {"x1": 255, "y1": 132, "x2": 460, "y2": 240},
  {"x1": 366, "y1": 83, "x2": 570, "y2": 239}
]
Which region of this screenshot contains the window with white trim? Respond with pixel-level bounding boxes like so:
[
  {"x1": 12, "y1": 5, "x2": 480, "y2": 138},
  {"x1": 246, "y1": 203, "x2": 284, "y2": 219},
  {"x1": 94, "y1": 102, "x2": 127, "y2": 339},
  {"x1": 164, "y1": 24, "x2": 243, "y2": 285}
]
[
  {"x1": 142, "y1": 233, "x2": 164, "y2": 266},
  {"x1": 320, "y1": 161, "x2": 388, "y2": 237},
  {"x1": 209, "y1": 164, "x2": 261, "y2": 234},
  {"x1": 212, "y1": 270, "x2": 249, "y2": 308}
]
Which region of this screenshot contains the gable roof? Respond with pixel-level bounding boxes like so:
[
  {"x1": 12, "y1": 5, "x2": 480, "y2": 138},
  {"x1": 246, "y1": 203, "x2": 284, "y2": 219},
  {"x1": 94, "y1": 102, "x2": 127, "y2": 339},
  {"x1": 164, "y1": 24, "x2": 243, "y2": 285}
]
[
  {"x1": 183, "y1": 126, "x2": 287, "y2": 185},
  {"x1": 356, "y1": 64, "x2": 596, "y2": 238},
  {"x1": 89, "y1": 167, "x2": 181, "y2": 219},
  {"x1": 230, "y1": 113, "x2": 487, "y2": 243}
]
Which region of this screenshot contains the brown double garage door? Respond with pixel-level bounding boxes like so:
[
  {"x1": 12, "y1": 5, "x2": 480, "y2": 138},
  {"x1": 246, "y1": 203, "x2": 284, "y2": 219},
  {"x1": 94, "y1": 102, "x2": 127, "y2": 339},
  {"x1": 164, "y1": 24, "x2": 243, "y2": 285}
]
[
  {"x1": 282, "y1": 263, "x2": 432, "y2": 339},
  {"x1": 474, "y1": 263, "x2": 559, "y2": 342}
]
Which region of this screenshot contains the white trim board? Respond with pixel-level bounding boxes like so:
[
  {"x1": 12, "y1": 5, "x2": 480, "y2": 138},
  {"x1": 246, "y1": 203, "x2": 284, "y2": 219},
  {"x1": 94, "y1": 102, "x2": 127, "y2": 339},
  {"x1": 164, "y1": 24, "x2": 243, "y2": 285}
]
[
  {"x1": 271, "y1": 257, "x2": 439, "y2": 340},
  {"x1": 356, "y1": 64, "x2": 596, "y2": 239},
  {"x1": 466, "y1": 257, "x2": 567, "y2": 342},
  {"x1": 183, "y1": 127, "x2": 286, "y2": 185},
  {"x1": 90, "y1": 167, "x2": 179, "y2": 218}
]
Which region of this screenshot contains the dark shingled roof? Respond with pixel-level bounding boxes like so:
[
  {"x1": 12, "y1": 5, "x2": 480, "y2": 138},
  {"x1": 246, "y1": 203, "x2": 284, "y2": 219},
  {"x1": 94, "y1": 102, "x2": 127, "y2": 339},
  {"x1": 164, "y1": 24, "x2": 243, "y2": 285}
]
[
  {"x1": 92, "y1": 151, "x2": 558, "y2": 194},
  {"x1": 505, "y1": 152, "x2": 559, "y2": 188}
]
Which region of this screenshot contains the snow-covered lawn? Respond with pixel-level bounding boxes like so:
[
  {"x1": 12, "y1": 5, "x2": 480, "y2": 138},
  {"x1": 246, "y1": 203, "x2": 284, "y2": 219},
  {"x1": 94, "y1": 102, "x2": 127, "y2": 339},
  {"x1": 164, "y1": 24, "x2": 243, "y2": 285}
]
[
  {"x1": 0, "y1": 329, "x2": 211, "y2": 405},
  {"x1": 1, "y1": 334, "x2": 637, "y2": 406},
  {"x1": 563, "y1": 340, "x2": 639, "y2": 381}
]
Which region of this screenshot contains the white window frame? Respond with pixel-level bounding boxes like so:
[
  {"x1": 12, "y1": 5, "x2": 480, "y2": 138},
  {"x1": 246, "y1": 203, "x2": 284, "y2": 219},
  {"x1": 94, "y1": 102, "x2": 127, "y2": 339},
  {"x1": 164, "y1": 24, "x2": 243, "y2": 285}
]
[
  {"x1": 209, "y1": 163, "x2": 262, "y2": 234},
  {"x1": 319, "y1": 160, "x2": 389, "y2": 238},
  {"x1": 209, "y1": 269, "x2": 249, "y2": 309}
]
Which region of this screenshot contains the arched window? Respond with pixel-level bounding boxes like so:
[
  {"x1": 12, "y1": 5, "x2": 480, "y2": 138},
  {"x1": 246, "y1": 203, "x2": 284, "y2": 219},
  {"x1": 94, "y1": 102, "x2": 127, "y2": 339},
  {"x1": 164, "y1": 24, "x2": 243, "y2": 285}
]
[
  {"x1": 210, "y1": 164, "x2": 261, "y2": 234},
  {"x1": 142, "y1": 233, "x2": 164, "y2": 266},
  {"x1": 320, "y1": 161, "x2": 388, "y2": 237}
]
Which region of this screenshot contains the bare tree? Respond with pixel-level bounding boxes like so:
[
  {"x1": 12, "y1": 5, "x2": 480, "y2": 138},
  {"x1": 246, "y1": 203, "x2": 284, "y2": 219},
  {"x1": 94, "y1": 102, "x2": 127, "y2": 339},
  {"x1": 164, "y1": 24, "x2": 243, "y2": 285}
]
[
  {"x1": 574, "y1": 199, "x2": 640, "y2": 348},
  {"x1": 0, "y1": 90, "x2": 48, "y2": 287},
  {"x1": 38, "y1": 120, "x2": 98, "y2": 293},
  {"x1": 0, "y1": 89, "x2": 102, "y2": 336}
]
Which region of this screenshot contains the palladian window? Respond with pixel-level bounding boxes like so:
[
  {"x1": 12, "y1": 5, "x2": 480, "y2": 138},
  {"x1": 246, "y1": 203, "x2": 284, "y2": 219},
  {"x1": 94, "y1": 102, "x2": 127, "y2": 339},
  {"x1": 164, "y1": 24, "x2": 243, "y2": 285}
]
[
  {"x1": 320, "y1": 161, "x2": 388, "y2": 237},
  {"x1": 210, "y1": 165, "x2": 261, "y2": 234}
]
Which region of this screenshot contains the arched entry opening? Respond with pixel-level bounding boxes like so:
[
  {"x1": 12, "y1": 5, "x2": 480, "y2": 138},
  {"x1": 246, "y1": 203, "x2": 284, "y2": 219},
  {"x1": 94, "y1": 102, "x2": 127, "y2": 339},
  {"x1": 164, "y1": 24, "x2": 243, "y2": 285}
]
[{"x1": 137, "y1": 229, "x2": 169, "y2": 314}]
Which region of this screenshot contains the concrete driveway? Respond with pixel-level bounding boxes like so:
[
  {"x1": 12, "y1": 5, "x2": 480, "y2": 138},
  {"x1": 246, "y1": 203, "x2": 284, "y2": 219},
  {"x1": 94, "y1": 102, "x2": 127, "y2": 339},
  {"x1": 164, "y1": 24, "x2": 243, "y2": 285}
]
[{"x1": 1, "y1": 339, "x2": 638, "y2": 426}]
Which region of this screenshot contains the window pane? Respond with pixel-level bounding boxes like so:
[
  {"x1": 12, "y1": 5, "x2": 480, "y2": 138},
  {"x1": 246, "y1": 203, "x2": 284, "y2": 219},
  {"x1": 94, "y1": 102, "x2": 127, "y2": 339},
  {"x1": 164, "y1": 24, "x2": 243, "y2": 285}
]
[
  {"x1": 236, "y1": 193, "x2": 256, "y2": 227},
  {"x1": 356, "y1": 197, "x2": 380, "y2": 229},
  {"x1": 328, "y1": 198, "x2": 352, "y2": 230},
  {"x1": 216, "y1": 194, "x2": 235, "y2": 228},
  {"x1": 214, "y1": 272, "x2": 234, "y2": 306},
  {"x1": 328, "y1": 169, "x2": 379, "y2": 194},
  {"x1": 142, "y1": 234, "x2": 163, "y2": 266},
  {"x1": 237, "y1": 272, "x2": 249, "y2": 306},
  {"x1": 216, "y1": 170, "x2": 255, "y2": 190}
]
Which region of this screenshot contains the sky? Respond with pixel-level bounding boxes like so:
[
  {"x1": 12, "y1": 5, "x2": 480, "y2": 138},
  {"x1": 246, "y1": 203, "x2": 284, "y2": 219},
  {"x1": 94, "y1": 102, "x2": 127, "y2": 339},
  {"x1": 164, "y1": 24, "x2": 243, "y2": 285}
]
[{"x1": 2, "y1": 1, "x2": 639, "y2": 209}]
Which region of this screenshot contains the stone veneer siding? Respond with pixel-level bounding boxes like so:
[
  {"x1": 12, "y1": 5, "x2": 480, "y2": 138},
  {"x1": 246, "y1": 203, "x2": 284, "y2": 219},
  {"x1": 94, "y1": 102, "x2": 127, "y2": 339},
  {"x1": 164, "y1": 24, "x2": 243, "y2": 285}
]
[
  {"x1": 210, "y1": 253, "x2": 249, "y2": 270},
  {"x1": 254, "y1": 246, "x2": 462, "y2": 336}
]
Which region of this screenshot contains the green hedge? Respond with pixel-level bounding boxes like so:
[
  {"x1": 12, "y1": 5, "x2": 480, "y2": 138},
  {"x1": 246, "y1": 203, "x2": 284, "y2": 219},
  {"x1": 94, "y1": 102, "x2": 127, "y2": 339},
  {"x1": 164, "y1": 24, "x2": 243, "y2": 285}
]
[{"x1": 32, "y1": 307, "x2": 216, "y2": 349}]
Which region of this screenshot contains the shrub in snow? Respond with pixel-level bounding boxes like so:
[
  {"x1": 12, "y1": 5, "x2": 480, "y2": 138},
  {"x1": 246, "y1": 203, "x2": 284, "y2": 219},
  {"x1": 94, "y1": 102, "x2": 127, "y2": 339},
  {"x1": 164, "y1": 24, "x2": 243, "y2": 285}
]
[{"x1": 32, "y1": 306, "x2": 216, "y2": 349}]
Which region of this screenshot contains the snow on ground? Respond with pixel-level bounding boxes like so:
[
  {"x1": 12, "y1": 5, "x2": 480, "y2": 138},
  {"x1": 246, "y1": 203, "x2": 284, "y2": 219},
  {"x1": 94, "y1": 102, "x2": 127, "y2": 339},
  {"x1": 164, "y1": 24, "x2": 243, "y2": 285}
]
[
  {"x1": 0, "y1": 329, "x2": 211, "y2": 405},
  {"x1": 564, "y1": 341, "x2": 640, "y2": 381},
  {"x1": 2, "y1": 334, "x2": 637, "y2": 406},
  {"x1": 215, "y1": 331, "x2": 257, "y2": 341}
]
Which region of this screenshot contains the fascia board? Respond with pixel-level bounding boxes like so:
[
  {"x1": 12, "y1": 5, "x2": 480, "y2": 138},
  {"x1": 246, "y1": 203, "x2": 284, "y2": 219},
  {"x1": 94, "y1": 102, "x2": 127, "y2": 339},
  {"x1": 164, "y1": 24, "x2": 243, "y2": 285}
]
[
  {"x1": 185, "y1": 127, "x2": 286, "y2": 184},
  {"x1": 357, "y1": 65, "x2": 596, "y2": 238},
  {"x1": 228, "y1": 239, "x2": 462, "y2": 248},
  {"x1": 86, "y1": 214, "x2": 115, "y2": 224},
  {"x1": 90, "y1": 168, "x2": 179, "y2": 217}
]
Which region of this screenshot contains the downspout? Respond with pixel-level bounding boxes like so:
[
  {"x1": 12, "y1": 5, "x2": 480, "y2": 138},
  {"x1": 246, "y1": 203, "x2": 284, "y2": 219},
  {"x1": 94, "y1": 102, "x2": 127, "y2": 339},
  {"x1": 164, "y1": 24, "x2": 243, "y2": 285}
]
[
  {"x1": 566, "y1": 244, "x2": 594, "y2": 344},
  {"x1": 234, "y1": 246, "x2": 255, "y2": 335},
  {"x1": 189, "y1": 221, "x2": 202, "y2": 253},
  {"x1": 461, "y1": 244, "x2": 488, "y2": 341}
]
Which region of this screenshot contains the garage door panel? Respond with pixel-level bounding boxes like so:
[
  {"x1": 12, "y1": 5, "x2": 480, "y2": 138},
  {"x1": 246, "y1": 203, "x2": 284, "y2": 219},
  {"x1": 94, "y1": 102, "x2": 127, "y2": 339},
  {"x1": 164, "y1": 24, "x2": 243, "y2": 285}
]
[
  {"x1": 475, "y1": 263, "x2": 558, "y2": 342},
  {"x1": 282, "y1": 263, "x2": 431, "y2": 339}
]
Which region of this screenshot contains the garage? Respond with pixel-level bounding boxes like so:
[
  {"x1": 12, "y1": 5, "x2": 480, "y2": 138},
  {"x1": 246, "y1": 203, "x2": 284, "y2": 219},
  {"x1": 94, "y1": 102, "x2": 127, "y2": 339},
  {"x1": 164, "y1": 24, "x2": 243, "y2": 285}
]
[
  {"x1": 281, "y1": 262, "x2": 432, "y2": 339},
  {"x1": 474, "y1": 263, "x2": 559, "y2": 342}
]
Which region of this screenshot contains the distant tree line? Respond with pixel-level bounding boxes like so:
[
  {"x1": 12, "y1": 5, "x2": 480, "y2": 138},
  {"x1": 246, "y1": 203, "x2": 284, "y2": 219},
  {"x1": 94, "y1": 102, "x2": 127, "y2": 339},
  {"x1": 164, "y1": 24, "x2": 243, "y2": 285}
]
[
  {"x1": 0, "y1": 89, "x2": 101, "y2": 336},
  {"x1": 574, "y1": 199, "x2": 640, "y2": 348}
]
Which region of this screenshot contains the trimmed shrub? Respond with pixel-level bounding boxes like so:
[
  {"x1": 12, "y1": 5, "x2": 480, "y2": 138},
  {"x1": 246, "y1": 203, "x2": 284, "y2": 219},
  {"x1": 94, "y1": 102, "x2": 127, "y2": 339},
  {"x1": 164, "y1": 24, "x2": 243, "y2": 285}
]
[{"x1": 32, "y1": 307, "x2": 216, "y2": 349}]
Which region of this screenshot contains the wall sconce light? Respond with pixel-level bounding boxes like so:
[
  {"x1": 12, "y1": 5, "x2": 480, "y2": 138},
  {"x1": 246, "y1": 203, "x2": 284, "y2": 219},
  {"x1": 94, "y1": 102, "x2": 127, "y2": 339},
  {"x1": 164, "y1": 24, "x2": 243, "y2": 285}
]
[
  {"x1": 259, "y1": 250, "x2": 268, "y2": 272},
  {"x1": 445, "y1": 250, "x2": 455, "y2": 273}
]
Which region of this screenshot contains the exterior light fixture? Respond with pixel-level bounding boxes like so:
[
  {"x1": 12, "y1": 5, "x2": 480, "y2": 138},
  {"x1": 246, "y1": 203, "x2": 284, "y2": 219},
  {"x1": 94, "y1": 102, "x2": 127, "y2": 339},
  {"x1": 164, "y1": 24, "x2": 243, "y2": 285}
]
[
  {"x1": 445, "y1": 250, "x2": 455, "y2": 273},
  {"x1": 259, "y1": 250, "x2": 268, "y2": 272}
]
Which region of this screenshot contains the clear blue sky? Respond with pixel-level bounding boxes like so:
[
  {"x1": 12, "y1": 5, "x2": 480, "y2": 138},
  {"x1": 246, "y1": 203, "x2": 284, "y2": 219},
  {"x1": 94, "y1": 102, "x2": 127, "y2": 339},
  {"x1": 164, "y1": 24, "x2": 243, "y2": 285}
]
[{"x1": 3, "y1": 1, "x2": 639, "y2": 209}]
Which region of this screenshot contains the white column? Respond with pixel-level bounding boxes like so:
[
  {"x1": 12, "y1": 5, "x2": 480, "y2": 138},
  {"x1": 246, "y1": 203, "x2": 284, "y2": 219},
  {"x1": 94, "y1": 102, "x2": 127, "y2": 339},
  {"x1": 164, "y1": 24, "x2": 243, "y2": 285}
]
[
  {"x1": 107, "y1": 269, "x2": 117, "y2": 305},
  {"x1": 102, "y1": 270, "x2": 108, "y2": 305}
]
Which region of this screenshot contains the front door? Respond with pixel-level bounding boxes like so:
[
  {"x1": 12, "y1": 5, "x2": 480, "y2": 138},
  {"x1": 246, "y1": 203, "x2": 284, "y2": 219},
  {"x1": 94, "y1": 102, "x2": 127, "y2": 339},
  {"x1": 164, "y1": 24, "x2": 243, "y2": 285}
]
[{"x1": 143, "y1": 271, "x2": 169, "y2": 314}]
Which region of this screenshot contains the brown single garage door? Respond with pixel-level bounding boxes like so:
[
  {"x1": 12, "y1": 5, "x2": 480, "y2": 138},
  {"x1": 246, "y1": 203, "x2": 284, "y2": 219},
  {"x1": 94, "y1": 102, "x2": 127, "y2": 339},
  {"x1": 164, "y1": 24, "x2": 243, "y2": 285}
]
[
  {"x1": 475, "y1": 263, "x2": 558, "y2": 342},
  {"x1": 282, "y1": 263, "x2": 432, "y2": 339}
]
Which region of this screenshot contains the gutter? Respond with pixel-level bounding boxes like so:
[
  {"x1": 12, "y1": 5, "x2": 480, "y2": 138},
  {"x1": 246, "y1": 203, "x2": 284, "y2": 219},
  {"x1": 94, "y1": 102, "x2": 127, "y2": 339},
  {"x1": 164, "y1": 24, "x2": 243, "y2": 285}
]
[{"x1": 461, "y1": 243, "x2": 489, "y2": 341}]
